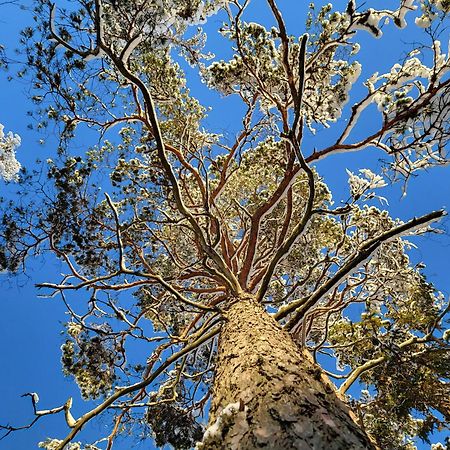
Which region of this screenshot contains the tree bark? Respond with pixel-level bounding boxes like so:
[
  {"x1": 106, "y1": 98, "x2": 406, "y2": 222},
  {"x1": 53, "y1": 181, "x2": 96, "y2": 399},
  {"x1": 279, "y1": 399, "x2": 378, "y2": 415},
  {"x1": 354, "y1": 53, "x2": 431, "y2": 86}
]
[{"x1": 201, "y1": 295, "x2": 375, "y2": 450}]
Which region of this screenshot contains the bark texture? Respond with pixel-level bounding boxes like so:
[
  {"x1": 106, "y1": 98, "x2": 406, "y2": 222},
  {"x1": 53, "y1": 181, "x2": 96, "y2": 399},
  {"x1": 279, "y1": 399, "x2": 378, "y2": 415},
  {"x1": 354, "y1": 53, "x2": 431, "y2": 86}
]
[{"x1": 202, "y1": 295, "x2": 375, "y2": 450}]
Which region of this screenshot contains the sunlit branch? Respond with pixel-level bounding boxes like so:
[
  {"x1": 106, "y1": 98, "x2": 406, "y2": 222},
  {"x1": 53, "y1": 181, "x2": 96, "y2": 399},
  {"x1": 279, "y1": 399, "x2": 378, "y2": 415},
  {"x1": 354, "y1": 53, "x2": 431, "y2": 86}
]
[
  {"x1": 0, "y1": 396, "x2": 76, "y2": 441},
  {"x1": 49, "y1": 0, "x2": 240, "y2": 294},
  {"x1": 292, "y1": 34, "x2": 308, "y2": 135},
  {"x1": 309, "y1": 78, "x2": 450, "y2": 163},
  {"x1": 210, "y1": 96, "x2": 258, "y2": 202},
  {"x1": 231, "y1": 1, "x2": 285, "y2": 113},
  {"x1": 266, "y1": 0, "x2": 298, "y2": 106},
  {"x1": 256, "y1": 141, "x2": 315, "y2": 301},
  {"x1": 338, "y1": 328, "x2": 442, "y2": 395},
  {"x1": 255, "y1": 35, "x2": 314, "y2": 300},
  {"x1": 238, "y1": 159, "x2": 297, "y2": 287},
  {"x1": 56, "y1": 325, "x2": 221, "y2": 449},
  {"x1": 276, "y1": 209, "x2": 446, "y2": 326},
  {"x1": 38, "y1": 271, "x2": 218, "y2": 312},
  {"x1": 104, "y1": 193, "x2": 127, "y2": 272},
  {"x1": 100, "y1": 36, "x2": 240, "y2": 295}
]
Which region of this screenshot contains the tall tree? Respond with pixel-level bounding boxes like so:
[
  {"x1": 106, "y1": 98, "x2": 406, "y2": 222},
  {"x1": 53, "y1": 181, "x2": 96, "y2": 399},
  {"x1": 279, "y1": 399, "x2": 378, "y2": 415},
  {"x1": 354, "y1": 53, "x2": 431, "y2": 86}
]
[{"x1": 1, "y1": 0, "x2": 450, "y2": 449}]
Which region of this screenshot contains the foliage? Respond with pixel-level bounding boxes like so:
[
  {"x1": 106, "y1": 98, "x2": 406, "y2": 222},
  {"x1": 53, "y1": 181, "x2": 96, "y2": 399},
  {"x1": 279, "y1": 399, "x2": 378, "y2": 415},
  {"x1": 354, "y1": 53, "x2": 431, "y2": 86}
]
[
  {"x1": 0, "y1": 0, "x2": 449, "y2": 449},
  {"x1": 0, "y1": 123, "x2": 21, "y2": 182}
]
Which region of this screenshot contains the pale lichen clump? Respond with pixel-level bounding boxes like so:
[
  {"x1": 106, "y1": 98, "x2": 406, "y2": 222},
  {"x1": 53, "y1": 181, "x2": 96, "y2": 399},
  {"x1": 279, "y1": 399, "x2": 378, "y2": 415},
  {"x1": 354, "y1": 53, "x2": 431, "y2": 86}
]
[
  {"x1": 196, "y1": 402, "x2": 248, "y2": 449},
  {"x1": 432, "y1": 442, "x2": 450, "y2": 450},
  {"x1": 0, "y1": 123, "x2": 21, "y2": 182},
  {"x1": 443, "y1": 329, "x2": 450, "y2": 341},
  {"x1": 60, "y1": 327, "x2": 117, "y2": 399},
  {"x1": 346, "y1": 168, "x2": 387, "y2": 201},
  {"x1": 38, "y1": 439, "x2": 99, "y2": 450},
  {"x1": 415, "y1": 0, "x2": 450, "y2": 27}
]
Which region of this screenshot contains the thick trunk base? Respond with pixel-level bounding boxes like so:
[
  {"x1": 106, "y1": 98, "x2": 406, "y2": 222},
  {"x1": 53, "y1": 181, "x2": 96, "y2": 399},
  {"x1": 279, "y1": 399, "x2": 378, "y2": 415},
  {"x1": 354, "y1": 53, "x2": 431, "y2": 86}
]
[{"x1": 200, "y1": 296, "x2": 374, "y2": 450}]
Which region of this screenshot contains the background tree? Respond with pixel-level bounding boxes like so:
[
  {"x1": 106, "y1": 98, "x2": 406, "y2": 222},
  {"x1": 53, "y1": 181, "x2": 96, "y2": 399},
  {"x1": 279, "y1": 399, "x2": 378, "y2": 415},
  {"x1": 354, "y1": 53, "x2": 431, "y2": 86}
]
[{"x1": 1, "y1": 0, "x2": 450, "y2": 449}]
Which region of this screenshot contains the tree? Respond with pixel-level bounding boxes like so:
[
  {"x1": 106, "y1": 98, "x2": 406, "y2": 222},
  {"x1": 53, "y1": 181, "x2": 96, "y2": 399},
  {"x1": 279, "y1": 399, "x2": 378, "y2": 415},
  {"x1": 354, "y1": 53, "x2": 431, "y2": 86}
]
[{"x1": 1, "y1": 0, "x2": 450, "y2": 449}]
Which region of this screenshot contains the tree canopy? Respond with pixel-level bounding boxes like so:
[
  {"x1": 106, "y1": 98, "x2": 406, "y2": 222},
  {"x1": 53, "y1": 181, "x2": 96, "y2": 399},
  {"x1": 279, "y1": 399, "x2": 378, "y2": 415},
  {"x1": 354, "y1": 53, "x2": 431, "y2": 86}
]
[{"x1": 1, "y1": 1, "x2": 450, "y2": 449}]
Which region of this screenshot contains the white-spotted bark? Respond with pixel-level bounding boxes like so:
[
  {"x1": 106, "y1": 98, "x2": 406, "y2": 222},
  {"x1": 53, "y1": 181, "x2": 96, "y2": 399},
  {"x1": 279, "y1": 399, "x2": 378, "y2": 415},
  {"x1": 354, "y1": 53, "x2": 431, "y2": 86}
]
[{"x1": 201, "y1": 295, "x2": 375, "y2": 449}]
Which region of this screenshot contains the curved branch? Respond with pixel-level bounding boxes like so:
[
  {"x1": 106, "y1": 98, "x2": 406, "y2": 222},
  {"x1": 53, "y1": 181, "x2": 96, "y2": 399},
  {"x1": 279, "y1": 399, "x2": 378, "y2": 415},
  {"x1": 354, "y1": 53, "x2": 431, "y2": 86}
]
[
  {"x1": 338, "y1": 332, "x2": 436, "y2": 395},
  {"x1": 276, "y1": 209, "x2": 447, "y2": 326},
  {"x1": 256, "y1": 138, "x2": 315, "y2": 301},
  {"x1": 56, "y1": 325, "x2": 221, "y2": 449}
]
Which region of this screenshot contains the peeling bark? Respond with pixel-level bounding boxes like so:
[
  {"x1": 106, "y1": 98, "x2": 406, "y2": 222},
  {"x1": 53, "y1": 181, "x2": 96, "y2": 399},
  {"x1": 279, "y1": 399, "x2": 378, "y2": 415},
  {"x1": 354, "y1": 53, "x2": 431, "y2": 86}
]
[{"x1": 202, "y1": 295, "x2": 375, "y2": 450}]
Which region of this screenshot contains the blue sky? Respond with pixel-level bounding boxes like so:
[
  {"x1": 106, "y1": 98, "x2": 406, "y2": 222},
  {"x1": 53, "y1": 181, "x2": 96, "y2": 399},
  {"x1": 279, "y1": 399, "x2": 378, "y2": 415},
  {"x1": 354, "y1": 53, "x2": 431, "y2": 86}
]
[{"x1": 0, "y1": 1, "x2": 449, "y2": 449}]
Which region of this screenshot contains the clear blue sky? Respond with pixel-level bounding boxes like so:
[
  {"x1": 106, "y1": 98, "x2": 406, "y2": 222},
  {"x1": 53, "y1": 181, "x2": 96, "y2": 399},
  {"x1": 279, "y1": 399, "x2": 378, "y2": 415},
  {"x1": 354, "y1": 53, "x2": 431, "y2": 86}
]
[{"x1": 0, "y1": 1, "x2": 449, "y2": 449}]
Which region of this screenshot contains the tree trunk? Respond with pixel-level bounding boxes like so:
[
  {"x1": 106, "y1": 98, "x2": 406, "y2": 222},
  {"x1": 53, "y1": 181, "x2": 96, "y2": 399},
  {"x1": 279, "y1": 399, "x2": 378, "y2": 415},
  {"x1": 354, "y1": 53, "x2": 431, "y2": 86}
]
[{"x1": 200, "y1": 295, "x2": 375, "y2": 450}]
